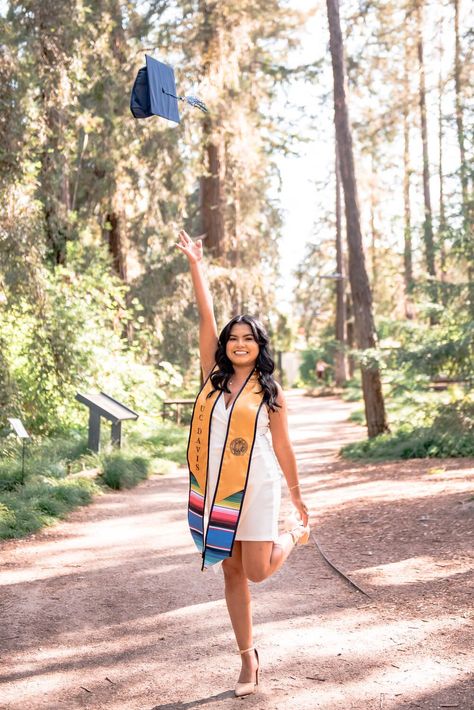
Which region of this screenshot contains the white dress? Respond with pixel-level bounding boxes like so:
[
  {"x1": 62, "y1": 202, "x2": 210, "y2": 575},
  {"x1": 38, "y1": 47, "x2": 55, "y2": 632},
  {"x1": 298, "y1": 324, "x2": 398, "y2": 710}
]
[{"x1": 205, "y1": 393, "x2": 282, "y2": 542}]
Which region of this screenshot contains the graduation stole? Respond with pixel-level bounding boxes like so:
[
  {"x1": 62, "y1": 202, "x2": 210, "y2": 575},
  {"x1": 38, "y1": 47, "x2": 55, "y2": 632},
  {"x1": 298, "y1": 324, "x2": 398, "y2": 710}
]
[{"x1": 187, "y1": 369, "x2": 264, "y2": 569}]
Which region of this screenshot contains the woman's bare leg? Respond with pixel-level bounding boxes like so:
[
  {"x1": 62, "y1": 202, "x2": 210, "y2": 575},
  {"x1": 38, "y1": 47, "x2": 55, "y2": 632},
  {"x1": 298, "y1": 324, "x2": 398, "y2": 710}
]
[
  {"x1": 241, "y1": 528, "x2": 305, "y2": 583},
  {"x1": 222, "y1": 542, "x2": 259, "y2": 683}
]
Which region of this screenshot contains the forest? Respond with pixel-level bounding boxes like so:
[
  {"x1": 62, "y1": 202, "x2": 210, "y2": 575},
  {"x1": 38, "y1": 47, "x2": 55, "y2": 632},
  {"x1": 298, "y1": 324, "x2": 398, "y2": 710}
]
[{"x1": 0, "y1": 0, "x2": 472, "y2": 537}]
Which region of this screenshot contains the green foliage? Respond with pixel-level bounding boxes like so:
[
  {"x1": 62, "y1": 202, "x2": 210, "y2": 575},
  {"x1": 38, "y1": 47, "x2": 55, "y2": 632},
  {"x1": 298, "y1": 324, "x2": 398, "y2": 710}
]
[
  {"x1": 0, "y1": 234, "x2": 184, "y2": 435},
  {"x1": 0, "y1": 430, "x2": 89, "y2": 491},
  {"x1": 381, "y1": 310, "x2": 474, "y2": 382},
  {"x1": 127, "y1": 423, "x2": 188, "y2": 464},
  {"x1": 299, "y1": 347, "x2": 335, "y2": 385},
  {"x1": 100, "y1": 452, "x2": 150, "y2": 490},
  {"x1": 0, "y1": 417, "x2": 188, "y2": 537},
  {"x1": 0, "y1": 461, "x2": 24, "y2": 492},
  {"x1": 0, "y1": 0, "x2": 297, "y2": 436},
  {"x1": 342, "y1": 395, "x2": 474, "y2": 460},
  {"x1": 0, "y1": 477, "x2": 98, "y2": 539},
  {"x1": 341, "y1": 379, "x2": 363, "y2": 402}
]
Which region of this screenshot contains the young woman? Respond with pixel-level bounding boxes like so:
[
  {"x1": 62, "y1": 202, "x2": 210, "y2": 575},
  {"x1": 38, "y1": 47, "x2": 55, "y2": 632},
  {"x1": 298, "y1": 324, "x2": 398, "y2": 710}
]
[{"x1": 177, "y1": 229, "x2": 310, "y2": 697}]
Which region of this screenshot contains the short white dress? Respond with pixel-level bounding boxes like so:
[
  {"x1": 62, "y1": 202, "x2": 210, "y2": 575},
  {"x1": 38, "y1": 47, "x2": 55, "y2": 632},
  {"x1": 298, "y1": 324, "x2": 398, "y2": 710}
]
[{"x1": 205, "y1": 393, "x2": 282, "y2": 542}]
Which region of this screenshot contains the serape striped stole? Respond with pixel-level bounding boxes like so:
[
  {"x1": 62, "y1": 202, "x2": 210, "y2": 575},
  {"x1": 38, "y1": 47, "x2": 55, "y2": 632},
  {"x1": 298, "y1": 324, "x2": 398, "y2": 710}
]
[{"x1": 187, "y1": 369, "x2": 264, "y2": 569}]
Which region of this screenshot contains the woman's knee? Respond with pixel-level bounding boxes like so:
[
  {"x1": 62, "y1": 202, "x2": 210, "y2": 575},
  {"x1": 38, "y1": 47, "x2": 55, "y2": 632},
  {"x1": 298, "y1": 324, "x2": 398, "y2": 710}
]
[
  {"x1": 223, "y1": 557, "x2": 246, "y2": 585},
  {"x1": 240, "y1": 541, "x2": 273, "y2": 583},
  {"x1": 244, "y1": 564, "x2": 270, "y2": 584}
]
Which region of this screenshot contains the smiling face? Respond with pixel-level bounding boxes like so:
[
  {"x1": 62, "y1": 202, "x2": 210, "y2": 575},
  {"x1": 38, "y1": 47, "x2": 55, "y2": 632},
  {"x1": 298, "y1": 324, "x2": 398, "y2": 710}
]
[{"x1": 225, "y1": 322, "x2": 260, "y2": 369}]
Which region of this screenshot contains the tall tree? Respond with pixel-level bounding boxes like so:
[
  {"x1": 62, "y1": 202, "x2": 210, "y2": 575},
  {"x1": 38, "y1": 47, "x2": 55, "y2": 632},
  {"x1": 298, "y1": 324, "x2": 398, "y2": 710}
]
[
  {"x1": 437, "y1": 11, "x2": 448, "y2": 296},
  {"x1": 403, "y1": 16, "x2": 414, "y2": 318},
  {"x1": 414, "y1": 0, "x2": 437, "y2": 283},
  {"x1": 452, "y1": 0, "x2": 469, "y2": 222},
  {"x1": 199, "y1": 0, "x2": 226, "y2": 258},
  {"x1": 326, "y1": 0, "x2": 388, "y2": 437},
  {"x1": 334, "y1": 143, "x2": 347, "y2": 386},
  {"x1": 183, "y1": 0, "x2": 302, "y2": 317}
]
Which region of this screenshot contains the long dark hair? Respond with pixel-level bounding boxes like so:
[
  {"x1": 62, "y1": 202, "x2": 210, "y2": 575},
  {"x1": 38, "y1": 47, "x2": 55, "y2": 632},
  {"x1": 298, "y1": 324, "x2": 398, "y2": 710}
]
[{"x1": 209, "y1": 314, "x2": 281, "y2": 411}]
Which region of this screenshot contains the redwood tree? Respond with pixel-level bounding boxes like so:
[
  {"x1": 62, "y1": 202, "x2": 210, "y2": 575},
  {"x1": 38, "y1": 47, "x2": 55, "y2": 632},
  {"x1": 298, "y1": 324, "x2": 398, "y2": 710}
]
[
  {"x1": 334, "y1": 142, "x2": 347, "y2": 386},
  {"x1": 326, "y1": 0, "x2": 388, "y2": 437},
  {"x1": 414, "y1": 0, "x2": 436, "y2": 282}
]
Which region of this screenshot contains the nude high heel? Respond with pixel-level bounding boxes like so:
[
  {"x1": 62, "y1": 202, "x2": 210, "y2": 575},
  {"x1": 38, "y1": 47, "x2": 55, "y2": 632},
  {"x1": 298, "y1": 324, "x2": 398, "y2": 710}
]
[
  {"x1": 286, "y1": 513, "x2": 311, "y2": 545},
  {"x1": 234, "y1": 647, "x2": 259, "y2": 697}
]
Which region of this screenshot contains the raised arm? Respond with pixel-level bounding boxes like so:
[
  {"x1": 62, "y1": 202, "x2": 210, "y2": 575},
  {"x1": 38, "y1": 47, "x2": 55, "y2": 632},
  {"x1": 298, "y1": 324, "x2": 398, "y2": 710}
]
[{"x1": 176, "y1": 229, "x2": 218, "y2": 378}]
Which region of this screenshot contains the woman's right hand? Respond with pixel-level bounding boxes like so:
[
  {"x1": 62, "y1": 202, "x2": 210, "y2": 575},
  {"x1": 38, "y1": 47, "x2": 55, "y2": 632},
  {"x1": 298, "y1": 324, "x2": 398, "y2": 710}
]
[
  {"x1": 176, "y1": 229, "x2": 203, "y2": 264},
  {"x1": 290, "y1": 489, "x2": 309, "y2": 527}
]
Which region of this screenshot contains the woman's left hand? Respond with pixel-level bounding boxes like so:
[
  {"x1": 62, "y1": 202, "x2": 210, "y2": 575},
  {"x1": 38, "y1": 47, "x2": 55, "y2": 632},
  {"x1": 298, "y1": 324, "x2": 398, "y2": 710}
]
[{"x1": 290, "y1": 488, "x2": 309, "y2": 527}]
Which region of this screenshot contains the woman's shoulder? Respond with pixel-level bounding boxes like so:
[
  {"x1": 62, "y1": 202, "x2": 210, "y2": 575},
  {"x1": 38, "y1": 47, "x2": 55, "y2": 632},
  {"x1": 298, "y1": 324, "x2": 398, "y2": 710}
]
[
  {"x1": 263, "y1": 380, "x2": 285, "y2": 416},
  {"x1": 273, "y1": 380, "x2": 285, "y2": 401}
]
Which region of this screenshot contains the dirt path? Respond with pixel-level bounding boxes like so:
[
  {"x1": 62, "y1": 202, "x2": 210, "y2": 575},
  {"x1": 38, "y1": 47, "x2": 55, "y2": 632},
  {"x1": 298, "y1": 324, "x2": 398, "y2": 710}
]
[{"x1": 1, "y1": 392, "x2": 473, "y2": 710}]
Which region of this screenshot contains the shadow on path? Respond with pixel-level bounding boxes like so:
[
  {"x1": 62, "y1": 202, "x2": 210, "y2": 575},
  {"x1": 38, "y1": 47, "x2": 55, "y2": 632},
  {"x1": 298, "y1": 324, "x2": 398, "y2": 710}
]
[{"x1": 1, "y1": 391, "x2": 473, "y2": 710}]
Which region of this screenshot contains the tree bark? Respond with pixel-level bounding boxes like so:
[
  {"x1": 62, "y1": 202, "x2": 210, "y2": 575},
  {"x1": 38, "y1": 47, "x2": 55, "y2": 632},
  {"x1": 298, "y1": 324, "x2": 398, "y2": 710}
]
[
  {"x1": 345, "y1": 292, "x2": 355, "y2": 379},
  {"x1": 453, "y1": 0, "x2": 469, "y2": 219},
  {"x1": 403, "y1": 20, "x2": 414, "y2": 318},
  {"x1": 334, "y1": 141, "x2": 347, "y2": 386},
  {"x1": 104, "y1": 211, "x2": 127, "y2": 281},
  {"x1": 452, "y1": 0, "x2": 474, "y2": 314},
  {"x1": 199, "y1": 1, "x2": 226, "y2": 259},
  {"x1": 415, "y1": 0, "x2": 437, "y2": 282},
  {"x1": 326, "y1": 0, "x2": 388, "y2": 437},
  {"x1": 438, "y1": 18, "x2": 448, "y2": 301},
  {"x1": 200, "y1": 116, "x2": 225, "y2": 258},
  {"x1": 369, "y1": 153, "x2": 378, "y2": 293}
]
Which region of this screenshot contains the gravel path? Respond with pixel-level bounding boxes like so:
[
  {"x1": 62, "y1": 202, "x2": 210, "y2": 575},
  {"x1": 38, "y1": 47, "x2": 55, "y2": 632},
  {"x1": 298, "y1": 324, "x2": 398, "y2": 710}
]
[{"x1": 1, "y1": 392, "x2": 473, "y2": 710}]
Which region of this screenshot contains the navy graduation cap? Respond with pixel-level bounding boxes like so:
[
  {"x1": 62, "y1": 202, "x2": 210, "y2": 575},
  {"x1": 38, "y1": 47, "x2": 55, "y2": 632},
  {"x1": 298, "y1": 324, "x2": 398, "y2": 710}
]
[{"x1": 130, "y1": 55, "x2": 208, "y2": 123}]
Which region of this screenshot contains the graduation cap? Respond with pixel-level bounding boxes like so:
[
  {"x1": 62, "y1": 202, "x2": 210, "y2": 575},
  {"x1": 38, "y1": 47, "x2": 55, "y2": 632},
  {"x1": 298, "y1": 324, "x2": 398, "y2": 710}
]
[{"x1": 130, "y1": 55, "x2": 208, "y2": 123}]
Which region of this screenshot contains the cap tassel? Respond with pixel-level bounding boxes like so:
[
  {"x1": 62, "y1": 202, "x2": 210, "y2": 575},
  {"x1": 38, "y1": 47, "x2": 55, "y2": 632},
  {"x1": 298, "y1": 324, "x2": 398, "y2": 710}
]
[{"x1": 162, "y1": 88, "x2": 208, "y2": 113}]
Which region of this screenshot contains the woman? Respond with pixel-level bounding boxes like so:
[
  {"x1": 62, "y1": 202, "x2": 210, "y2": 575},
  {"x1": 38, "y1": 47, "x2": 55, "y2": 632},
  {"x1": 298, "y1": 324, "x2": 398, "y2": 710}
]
[{"x1": 176, "y1": 229, "x2": 310, "y2": 697}]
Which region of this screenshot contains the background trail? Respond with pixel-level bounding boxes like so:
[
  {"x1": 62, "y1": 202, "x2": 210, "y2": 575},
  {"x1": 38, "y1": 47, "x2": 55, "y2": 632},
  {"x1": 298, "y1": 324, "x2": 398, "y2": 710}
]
[{"x1": 1, "y1": 392, "x2": 472, "y2": 710}]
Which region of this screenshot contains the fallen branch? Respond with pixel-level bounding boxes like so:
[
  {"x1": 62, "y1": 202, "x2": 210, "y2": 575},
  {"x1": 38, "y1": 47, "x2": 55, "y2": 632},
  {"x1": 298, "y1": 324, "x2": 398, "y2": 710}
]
[{"x1": 311, "y1": 533, "x2": 372, "y2": 598}]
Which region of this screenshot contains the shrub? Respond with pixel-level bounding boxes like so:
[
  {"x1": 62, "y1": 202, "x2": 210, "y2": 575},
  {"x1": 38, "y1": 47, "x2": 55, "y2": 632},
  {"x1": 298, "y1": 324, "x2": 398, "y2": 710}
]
[
  {"x1": 0, "y1": 477, "x2": 98, "y2": 539},
  {"x1": 100, "y1": 452, "x2": 150, "y2": 490},
  {"x1": 342, "y1": 396, "x2": 474, "y2": 460},
  {"x1": 128, "y1": 423, "x2": 188, "y2": 464}
]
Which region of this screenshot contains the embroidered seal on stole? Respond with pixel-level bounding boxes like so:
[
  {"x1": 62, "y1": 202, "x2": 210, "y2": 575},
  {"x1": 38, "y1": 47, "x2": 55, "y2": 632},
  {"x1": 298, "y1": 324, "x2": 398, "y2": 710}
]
[{"x1": 230, "y1": 438, "x2": 248, "y2": 456}]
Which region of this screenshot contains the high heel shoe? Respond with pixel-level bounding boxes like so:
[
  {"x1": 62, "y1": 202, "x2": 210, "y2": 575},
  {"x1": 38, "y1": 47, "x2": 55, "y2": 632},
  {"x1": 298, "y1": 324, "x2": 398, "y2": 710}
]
[
  {"x1": 285, "y1": 513, "x2": 311, "y2": 545},
  {"x1": 234, "y1": 647, "x2": 259, "y2": 697}
]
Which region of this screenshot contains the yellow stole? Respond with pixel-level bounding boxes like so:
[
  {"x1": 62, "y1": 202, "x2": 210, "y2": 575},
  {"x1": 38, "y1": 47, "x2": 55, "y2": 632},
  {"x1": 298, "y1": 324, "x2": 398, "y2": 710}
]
[{"x1": 187, "y1": 369, "x2": 264, "y2": 568}]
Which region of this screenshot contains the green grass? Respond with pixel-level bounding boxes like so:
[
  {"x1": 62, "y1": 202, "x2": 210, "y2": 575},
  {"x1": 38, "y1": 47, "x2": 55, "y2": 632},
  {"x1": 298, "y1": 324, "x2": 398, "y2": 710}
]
[
  {"x1": 0, "y1": 476, "x2": 98, "y2": 539},
  {"x1": 127, "y1": 422, "x2": 188, "y2": 464},
  {"x1": 0, "y1": 421, "x2": 189, "y2": 538},
  {"x1": 341, "y1": 381, "x2": 363, "y2": 402},
  {"x1": 342, "y1": 395, "x2": 474, "y2": 460},
  {"x1": 100, "y1": 451, "x2": 150, "y2": 489},
  {"x1": 342, "y1": 426, "x2": 474, "y2": 460}
]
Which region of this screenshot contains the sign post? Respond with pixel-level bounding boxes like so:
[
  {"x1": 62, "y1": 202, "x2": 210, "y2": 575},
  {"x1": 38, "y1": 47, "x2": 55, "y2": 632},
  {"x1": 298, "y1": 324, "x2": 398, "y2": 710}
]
[
  {"x1": 75, "y1": 392, "x2": 139, "y2": 453},
  {"x1": 7, "y1": 418, "x2": 30, "y2": 483}
]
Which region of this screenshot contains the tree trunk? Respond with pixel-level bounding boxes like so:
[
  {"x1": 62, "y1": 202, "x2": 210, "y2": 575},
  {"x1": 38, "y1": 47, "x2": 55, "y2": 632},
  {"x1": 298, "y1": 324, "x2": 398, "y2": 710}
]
[
  {"x1": 415, "y1": 0, "x2": 437, "y2": 282},
  {"x1": 326, "y1": 0, "x2": 388, "y2": 437},
  {"x1": 334, "y1": 142, "x2": 347, "y2": 386},
  {"x1": 199, "y1": 1, "x2": 226, "y2": 260},
  {"x1": 369, "y1": 153, "x2": 378, "y2": 293},
  {"x1": 438, "y1": 18, "x2": 448, "y2": 302},
  {"x1": 104, "y1": 211, "x2": 127, "y2": 281},
  {"x1": 453, "y1": 0, "x2": 469, "y2": 219},
  {"x1": 403, "y1": 20, "x2": 414, "y2": 318},
  {"x1": 36, "y1": 4, "x2": 71, "y2": 267},
  {"x1": 345, "y1": 292, "x2": 355, "y2": 378},
  {"x1": 0, "y1": 334, "x2": 15, "y2": 412},
  {"x1": 200, "y1": 116, "x2": 226, "y2": 258},
  {"x1": 452, "y1": 0, "x2": 474, "y2": 314}
]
